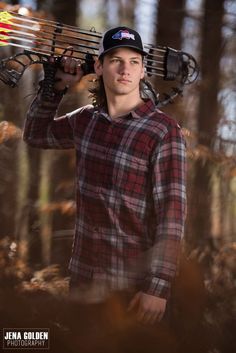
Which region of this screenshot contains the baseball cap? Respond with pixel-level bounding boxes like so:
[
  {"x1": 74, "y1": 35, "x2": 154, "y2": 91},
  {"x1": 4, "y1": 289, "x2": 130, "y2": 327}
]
[{"x1": 98, "y1": 26, "x2": 148, "y2": 58}]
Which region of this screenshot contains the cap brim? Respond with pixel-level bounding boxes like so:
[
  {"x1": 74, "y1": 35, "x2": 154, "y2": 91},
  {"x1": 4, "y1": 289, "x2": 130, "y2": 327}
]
[{"x1": 99, "y1": 45, "x2": 148, "y2": 58}]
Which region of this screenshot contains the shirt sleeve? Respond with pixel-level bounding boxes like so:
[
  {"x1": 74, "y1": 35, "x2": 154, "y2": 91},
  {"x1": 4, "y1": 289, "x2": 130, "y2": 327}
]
[
  {"x1": 143, "y1": 124, "x2": 187, "y2": 299},
  {"x1": 23, "y1": 90, "x2": 75, "y2": 149}
]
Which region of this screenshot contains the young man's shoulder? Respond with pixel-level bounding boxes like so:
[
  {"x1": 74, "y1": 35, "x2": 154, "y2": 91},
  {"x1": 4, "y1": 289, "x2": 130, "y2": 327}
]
[
  {"x1": 145, "y1": 105, "x2": 183, "y2": 140},
  {"x1": 153, "y1": 107, "x2": 181, "y2": 128},
  {"x1": 66, "y1": 104, "x2": 95, "y2": 119}
]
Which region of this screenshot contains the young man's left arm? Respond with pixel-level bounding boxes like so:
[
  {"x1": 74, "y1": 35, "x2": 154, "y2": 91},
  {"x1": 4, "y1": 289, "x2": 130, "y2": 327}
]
[{"x1": 128, "y1": 123, "x2": 187, "y2": 324}]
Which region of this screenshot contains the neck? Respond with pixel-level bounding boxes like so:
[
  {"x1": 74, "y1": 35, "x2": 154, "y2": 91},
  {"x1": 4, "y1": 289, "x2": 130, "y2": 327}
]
[{"x1": 106, "y1": 93, "x2": 144, "y2": 119}]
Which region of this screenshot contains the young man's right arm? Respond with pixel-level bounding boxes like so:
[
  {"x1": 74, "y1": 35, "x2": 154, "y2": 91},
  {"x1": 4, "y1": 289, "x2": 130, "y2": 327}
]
[{"x1": 23, "y1": 57, "x2": 84, "y2": 149}]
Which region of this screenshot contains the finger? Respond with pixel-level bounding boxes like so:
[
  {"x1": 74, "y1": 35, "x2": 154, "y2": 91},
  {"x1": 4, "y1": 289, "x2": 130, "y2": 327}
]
[
  {"x1": 148, "y1": 311, "x2": 159, "y2": 325},
  {"x1": 137, "y1": 309, "x2": 146, "y2": 323},
  {"x1": 61, "y1": 57, "x2": 75, "y2": 74},
  {"x1": 137, "y1": 308, "x2": 154, "y2": 325},
  {"x1": 138, "y1": 309, "x2": 160, "y2": 325},
  {"x1": 76, "y1": 63, "x2": 82, "y2": 75},
  {"x1": 69, "y1": 60, "x2": 80, "y2": 74},
  {"x1": 156, "y1": 309, "x2": 165, "y2": 322},
  {"x1": 127, "y1": 292, "x2": 141, "y2": 312},
  {"x1": 64, "y1": 58, "x2": 75, "y2": 74},
  {"x1": 137, "y1": 310, "x2": 156, "y2": 325},
  {"x1": 136, "y1": 300, "x2": 149, "y2": 322},
  {"x1": 48, "y1": 56, "x2": 55, "y2": 64},
  {"x1": 70, "y1": 60, "x2": 81, "y2": 75}
]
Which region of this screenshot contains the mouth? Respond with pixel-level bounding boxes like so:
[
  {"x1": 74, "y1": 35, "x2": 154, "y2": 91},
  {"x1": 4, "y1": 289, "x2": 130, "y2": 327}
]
[{"x1": 117, "y1": 78, "x2": 131, "y2": 84}]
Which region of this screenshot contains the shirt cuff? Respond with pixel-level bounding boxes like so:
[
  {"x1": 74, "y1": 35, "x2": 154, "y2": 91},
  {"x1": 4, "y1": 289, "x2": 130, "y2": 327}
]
[{"x1": 142, "y1": 276, "x2": 171, "y2": 299}]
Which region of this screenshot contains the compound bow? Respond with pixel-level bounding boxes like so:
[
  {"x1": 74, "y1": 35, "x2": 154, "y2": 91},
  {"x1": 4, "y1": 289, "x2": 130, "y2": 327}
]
[{"x1": 0, "y1": 10, "x2": 199, "y2": 107}]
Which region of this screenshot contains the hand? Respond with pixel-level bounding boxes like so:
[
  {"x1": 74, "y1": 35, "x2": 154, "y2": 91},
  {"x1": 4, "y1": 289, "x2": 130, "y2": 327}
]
[
  {"x1": 54, "y1": 56, "x2": 84, "y2": 91},
  {"x1": 127, "y1": 291, "x2": 167, "y2": 325}
]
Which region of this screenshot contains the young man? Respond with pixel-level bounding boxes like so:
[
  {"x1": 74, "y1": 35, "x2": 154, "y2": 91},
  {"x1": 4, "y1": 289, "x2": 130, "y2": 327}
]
[{"x1": 23, "y1": 26, "x2": 187, "y2": 325}]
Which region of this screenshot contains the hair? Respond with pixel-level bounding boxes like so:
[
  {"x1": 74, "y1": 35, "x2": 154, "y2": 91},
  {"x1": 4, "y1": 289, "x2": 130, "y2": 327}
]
[
  {"x1": 89, "y1": 55, "x2": 159, "y2": 108},
  {"x1": 89, "y1": 76, "x2": 107, "y2": 108}
]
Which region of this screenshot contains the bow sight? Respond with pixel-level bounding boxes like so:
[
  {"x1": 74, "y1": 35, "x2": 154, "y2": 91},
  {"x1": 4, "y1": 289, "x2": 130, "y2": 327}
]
[{"x1": 0, "y1": 10, "x2": 199, "y2": 106}]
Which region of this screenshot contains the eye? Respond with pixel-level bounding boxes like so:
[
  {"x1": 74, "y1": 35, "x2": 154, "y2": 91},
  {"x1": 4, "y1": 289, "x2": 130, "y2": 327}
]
[
  {"x1": 110, "y1": 58, "x2": 120, "y2": 63},
  {"x1": 130, "y1": 60, "x2": 140, "y2": 65}
]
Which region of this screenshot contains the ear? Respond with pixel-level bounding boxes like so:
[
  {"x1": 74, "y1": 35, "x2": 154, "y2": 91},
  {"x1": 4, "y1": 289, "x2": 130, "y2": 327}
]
[{"x1": 94, "y1": 59, "x2": 103, "y2": 76}]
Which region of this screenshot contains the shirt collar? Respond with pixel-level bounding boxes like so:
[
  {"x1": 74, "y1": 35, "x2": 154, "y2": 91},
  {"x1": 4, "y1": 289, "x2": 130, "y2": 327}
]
[
  {"x1": 130, "y1": 99, "x2": 156, "y2": 119},
  {"x1": 93, "y1": 99, "x2": 156, "y2": 121}
]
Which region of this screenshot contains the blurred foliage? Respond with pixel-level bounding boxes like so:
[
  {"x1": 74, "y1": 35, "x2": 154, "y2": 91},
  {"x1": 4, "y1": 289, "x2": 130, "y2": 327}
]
[
  {"x1": 0, "y1": 237, "x2": 235, "y2": 352},
  {"x1": 0, "y1": 121, "x2": 21, "y2": 143}
]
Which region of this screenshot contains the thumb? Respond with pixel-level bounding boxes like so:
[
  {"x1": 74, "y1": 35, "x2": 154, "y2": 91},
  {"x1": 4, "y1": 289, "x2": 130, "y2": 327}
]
[{"x1": 127, "y1": 292, "x2": 141, "y2": 312}]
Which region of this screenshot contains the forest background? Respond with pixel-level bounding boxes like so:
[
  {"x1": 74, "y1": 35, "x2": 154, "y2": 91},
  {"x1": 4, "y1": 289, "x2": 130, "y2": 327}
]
[{"x1": 0, "y1": 1, "x2": 235, "y2": 353}]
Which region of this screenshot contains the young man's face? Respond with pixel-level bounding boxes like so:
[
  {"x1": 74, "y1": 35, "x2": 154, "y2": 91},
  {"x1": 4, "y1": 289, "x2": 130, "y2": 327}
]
[{"x1": 95, "y1": 47, "x2": 145, "y2": 98}]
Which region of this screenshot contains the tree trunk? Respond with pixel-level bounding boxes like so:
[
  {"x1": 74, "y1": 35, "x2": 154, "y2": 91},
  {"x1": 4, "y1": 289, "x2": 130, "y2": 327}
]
[
  {"x1": 118, "y1": 0, "x2": 137, "y2": 26},
  {"x1": 187, "y1": 0, "x2": 225, "y2": 251},
  {"x1": 0, "y1": 82, "x2": 21, "y2": 238},
  {"x1": 26, "y1": 147, "x2": 43, "y2": 265},
  {"x1": 46, "y1": 1, "x2": 79, "y2": 268},
  {"x1": 154, "y1": 0, "x2": 186, "y2": 120},
  {"x1": 50, "y1": 0, "x2": 77, "y2": 25},
  {"x1": 156, "y1": 0, "x2": 186, "y2": 49},
  {"x1": 15, "y1": 69, "x2": 43, "y2": 265}
]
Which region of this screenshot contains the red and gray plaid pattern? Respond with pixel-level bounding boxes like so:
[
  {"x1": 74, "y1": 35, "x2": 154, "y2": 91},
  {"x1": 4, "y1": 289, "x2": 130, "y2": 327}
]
[{"x1": 24, "y1": 92, "x2": 187, "y2": 299}]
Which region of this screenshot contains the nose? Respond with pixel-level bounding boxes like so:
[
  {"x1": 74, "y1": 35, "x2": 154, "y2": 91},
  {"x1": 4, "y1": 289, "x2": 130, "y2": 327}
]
[{"x1": 119, "y1": 61, "x2": 130, "y2": 75}]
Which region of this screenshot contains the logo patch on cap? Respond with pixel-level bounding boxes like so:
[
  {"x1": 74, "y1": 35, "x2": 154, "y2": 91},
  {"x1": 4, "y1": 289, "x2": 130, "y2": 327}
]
[{"x1": 112, "y1": 30, "x2": 135, "y2": 41}]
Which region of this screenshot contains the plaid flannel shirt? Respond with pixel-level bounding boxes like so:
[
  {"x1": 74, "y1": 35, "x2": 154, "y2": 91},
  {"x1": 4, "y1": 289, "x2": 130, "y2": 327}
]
[{"x1": 23, "y1": 91, "x2": 187, "y2": 299}]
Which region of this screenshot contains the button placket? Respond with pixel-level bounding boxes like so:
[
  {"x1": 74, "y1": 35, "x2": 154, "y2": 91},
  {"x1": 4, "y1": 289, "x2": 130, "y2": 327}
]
[{"x1": 98, "y1": 121, "x2": 115, "y2": 189}]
